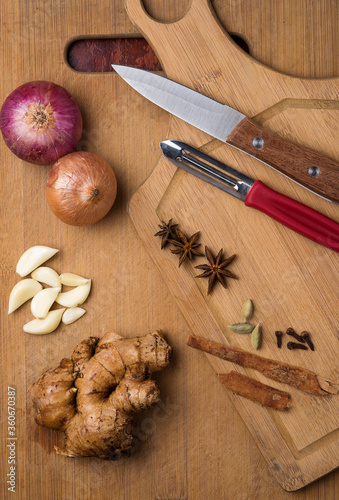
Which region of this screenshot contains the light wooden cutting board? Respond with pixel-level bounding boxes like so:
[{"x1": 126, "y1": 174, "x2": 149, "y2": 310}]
[
  {"x1": 127, "y1": 0, "x2": 339, "y2": 490},
  {"x1": 1, "y1": 0, "x2": 338, "y2": 498}
]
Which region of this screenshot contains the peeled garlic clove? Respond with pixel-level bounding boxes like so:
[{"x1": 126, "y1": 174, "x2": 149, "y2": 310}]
[
  {"x1": 23, "y1": 308, "x2": 65, "y2": 335},
  {"x1": 8, "y1": 279, "x2": 43, "y2": 314},
  {"x1": 59, "y1": 272, "x2": 89, "y2": 286},
  {"x1": 56, "y1": 280, "x2": 91, "y2": 307},
  {"x1": 31, "y1": 266, "x2": 61, "y2": 290},
  {"x1": 16, "y1": 246, "x2": 59, "y2": 277},
  {"x1": 62, "y1": 307, "x2": 86, "y2": 325},
  {"x1": 31, "y1": 287, "x2": 61, "y2": 319}
]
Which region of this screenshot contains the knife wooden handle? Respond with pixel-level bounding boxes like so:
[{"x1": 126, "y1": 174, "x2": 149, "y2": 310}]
[
  {"x1": 227, "y1": 117, "x2": 339, "y2": 203},
  {"x1": 245, "y1": 180, "x2": 339, "y2": 252}
]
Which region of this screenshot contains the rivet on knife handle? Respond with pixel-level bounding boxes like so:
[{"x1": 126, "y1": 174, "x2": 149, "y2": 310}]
[{"x1": 226, "y1": 117, "x2": 339, "y2": 203}]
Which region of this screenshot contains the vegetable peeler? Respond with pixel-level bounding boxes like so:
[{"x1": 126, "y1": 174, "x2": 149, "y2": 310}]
[{"x1": 160, "y1": 140, "x2": 339, "y2": 252}]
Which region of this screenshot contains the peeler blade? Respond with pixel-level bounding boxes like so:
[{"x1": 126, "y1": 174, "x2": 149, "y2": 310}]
[{"x1": 160, "y1": 140, "x2": 255, "y2": 201}]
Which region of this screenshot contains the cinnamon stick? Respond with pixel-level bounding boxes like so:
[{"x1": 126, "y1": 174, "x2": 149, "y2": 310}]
[
  {"x1": 218, "y1": 371, "x2": 292, "y2": 411},
  {"x1": 187, "y1": 335, "x2": 327, "y2": 395}
]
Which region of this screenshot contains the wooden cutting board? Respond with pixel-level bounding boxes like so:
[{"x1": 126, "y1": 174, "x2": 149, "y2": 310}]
[
  {"x1": 1, "y1": 0, "x2": 338, "y2": 498},
  {"x1": 127, "y1": 0, "x2": 339, "y2": 491}
]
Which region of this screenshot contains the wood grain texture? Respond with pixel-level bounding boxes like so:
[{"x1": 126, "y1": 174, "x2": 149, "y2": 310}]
[
  {"x1": 127, "y1": 0, "x2": 339, "y2": 492},
  {"x1": 227, "y1": 117, "x2": 339, "y2": 203},
  {"x1": 0, "y1": 0, "x2": 338, "y2": 499}
]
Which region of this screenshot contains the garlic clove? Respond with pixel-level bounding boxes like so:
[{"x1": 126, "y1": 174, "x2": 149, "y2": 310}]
[
  {"x1": 8, "y1": 279, "x2": 43, "y2": 314},
  {"x1": 55, "y1": 280, "x2": 91, "y2": 307},
  {"x1": 31, "y1": 266, "x2": 61, "y2": 290},
  {"x1": 30, "y1": 287, "x2": 61, "y2": 319},
  {"x1": 62, "y1": 307, "x2": 86, "y2": 325},
  {"x1": 23, "y1": 308, "x2": 65, "y2": 335},
  {"x1": 16, "y1": 246, "x2": 59, "y2": 277},
  {"x1": 59, "y1": 272, "x2": 89, "y2": 286}
]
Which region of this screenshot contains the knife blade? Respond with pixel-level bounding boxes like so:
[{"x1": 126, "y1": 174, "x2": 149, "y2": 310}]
[
  {"x1": 160, "y1": 140, "x2": 339, "y2": 252},
  {"x1": 113, "y1": 64, "x2": 339, "y2": 204}
]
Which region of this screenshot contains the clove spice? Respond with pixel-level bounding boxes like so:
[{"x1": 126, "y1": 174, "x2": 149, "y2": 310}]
[
  {"x1": 275, "y1": 331, "x2": 283, "y2": 348},
  {"x1": 301, "y1": 331, "x2": 315, "y2": 351},
  {"x1": 287, "y1": 341, "x2": 308, "y2": 351},
  {"x1": 286, "y1": 327, "x2": 305, "y2": 343}
]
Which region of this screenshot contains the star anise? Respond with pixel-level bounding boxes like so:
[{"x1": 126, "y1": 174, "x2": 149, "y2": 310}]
[
  {"x1": 195, "y1": 246, "x2": 237, "y2": 294},
  {"x1": 169, "y1": 229, "x2": 204, "y2": 267},
  {"x1": 154, "y1": 219, "x2": 179, "y2": 249}
]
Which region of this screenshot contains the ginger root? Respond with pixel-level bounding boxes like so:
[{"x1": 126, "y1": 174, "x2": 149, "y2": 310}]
[{"x1": 29, "y1": 330, "x2": 172, "y2": 459}]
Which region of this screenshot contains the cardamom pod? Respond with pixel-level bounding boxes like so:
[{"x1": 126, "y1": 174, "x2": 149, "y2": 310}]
[
  {"x1": 251, "y1": 323, "x2": 262, "y2": 350},
  {"x1": 228, "y1": 322, "x2": 255, "y2": 334},
  {"x1": 241, "y1": 299, "x2": 254, "y2": 321}
]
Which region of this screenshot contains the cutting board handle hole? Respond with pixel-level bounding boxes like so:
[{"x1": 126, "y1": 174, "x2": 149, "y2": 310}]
[
  {"x1": 66, "y1": 37, "x2": 162, "y2": 72},
  {"x1": 229, "y1": 33, "x2": 250, "y2": 55}
]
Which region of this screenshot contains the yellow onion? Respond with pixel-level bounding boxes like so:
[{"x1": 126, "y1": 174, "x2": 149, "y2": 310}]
[{"x1": 46, "y1": 152, "x2": 117, "y2": 226}]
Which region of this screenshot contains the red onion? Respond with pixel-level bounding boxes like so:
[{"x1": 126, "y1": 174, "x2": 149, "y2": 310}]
[
  {"x1": 46, "y1": 152, "x2": 117, "y2": 226},
  {"x1": 0, "y1": 81, "x2": 83, "y2": 165}
]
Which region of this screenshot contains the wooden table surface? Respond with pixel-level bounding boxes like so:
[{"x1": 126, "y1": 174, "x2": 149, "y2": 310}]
[{"x1": 0, "y1": 1, "x2": 338, "y2": 499}]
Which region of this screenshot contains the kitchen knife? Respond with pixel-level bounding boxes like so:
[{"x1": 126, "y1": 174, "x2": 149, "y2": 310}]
[
  {"x1": 113, "y1": 64, "x2": 339, "y2": 203},
  {"x1": 160, "y1": 140, "x2": 339, "y2": 252}
]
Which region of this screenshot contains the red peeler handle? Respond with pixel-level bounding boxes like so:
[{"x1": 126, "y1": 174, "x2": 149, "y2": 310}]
[{"x1": 245, "y1": 181, "x2": 339, "y2": 252}]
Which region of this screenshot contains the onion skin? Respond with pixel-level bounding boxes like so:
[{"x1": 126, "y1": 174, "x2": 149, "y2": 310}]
[
  {"x1": 46, "y1": 152, "x2": 117, "y2": 226},
  {"x1": 0, "y1": 81, "x2": 83, "y2": 165}
]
